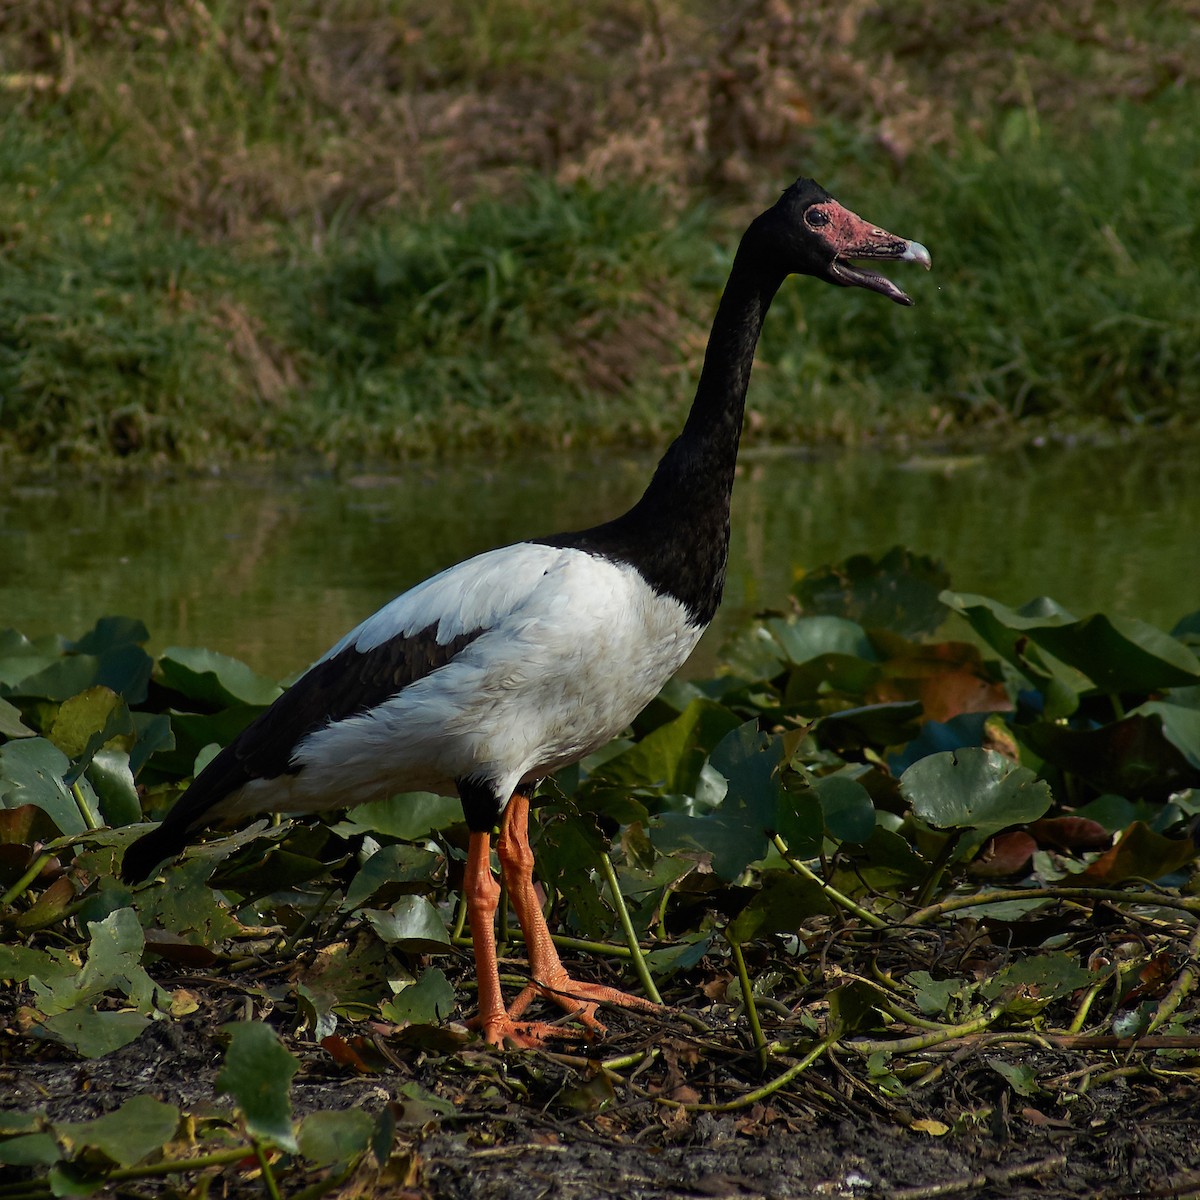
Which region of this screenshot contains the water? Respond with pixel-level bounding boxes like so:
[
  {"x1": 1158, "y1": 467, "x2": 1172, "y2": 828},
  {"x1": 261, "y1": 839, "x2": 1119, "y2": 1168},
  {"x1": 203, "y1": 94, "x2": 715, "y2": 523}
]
[{"x1": 2, "y1": 437, "x2": 1197, "y2": 682}]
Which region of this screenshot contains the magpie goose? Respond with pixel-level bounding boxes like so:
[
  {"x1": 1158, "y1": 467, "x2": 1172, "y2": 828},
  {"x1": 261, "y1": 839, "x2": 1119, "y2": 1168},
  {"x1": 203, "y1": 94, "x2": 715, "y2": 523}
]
[{"x1": 123, "y1": 178, "x2": 930, "y2": 1046}]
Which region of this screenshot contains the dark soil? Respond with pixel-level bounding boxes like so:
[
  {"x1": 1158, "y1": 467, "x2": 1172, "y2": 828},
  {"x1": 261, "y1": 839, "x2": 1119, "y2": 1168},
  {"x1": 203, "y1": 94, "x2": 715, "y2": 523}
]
[{"x1": 5, "y1": 972, "x2": 1199, "y2": 1200}]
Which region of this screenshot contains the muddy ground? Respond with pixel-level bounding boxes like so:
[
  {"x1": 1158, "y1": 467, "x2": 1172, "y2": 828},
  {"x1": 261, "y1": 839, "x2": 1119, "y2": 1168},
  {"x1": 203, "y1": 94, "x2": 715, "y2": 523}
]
[{"x1": 5, "y1": 986, "x2": 1199, "y2": 1200}]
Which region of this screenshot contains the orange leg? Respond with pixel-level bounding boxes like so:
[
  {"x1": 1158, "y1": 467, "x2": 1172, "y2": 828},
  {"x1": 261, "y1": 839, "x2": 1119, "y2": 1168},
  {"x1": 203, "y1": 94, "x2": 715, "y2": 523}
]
[
  {"x1": 464, "y1": 825, "x2": 599, "y2": 1047},
  {"x1": 496, "y1": 791, "x2": 658, "y2": 1032}
]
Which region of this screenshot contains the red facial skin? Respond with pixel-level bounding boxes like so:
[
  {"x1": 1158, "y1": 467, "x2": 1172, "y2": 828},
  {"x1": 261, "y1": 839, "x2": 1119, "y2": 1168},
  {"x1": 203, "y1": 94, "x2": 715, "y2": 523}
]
[{"x1": 808, "y1": 201, "x2": 911, "y2": 259}]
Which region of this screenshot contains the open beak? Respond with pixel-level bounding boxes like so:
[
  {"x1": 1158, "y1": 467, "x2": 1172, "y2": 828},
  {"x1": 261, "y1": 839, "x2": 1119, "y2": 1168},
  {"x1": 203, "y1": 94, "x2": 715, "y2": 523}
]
[{"x1": 821, "y1": 201, "x2": 932, "y2": 306}]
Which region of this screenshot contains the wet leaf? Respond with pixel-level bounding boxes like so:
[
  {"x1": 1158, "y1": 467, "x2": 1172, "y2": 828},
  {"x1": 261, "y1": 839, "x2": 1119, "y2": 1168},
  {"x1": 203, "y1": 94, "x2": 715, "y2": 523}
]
[
  {"x1": 40, "y1": 1010, "x2": 151, "y2": 1059},
  {"x1": 727, "y1": 870, "x2": 834, "y2": 942},
  {"x1": 901, "y1": 749, "x2": 1052, "y2": 836},
  {"x1": 342, "y1": 844, "x2": 444, "y2": 911},
  {"x1": 337, "y1": 792, "x2": 462, "y2": 841},
  {"x1": 157, "y1": 647, "x2": 283, "y2": 708},
  {"x1": 968, "y1": 831, "x2": 1037, "y2": 878},
  {"x1": 380, "y1": 967, "x2": 456, "y2": 1025},
  {"x1": 1073, "y1": 821, "x2": 1199, "y2": 885},
  {"x1": 216, "y1": 1021, "x2": 299, "y2": 1152},
  {"x1": 56, "y1": 1095, "x2": 179, "y2": 1166},
  {"x1": 297, "y1": 1109, "x2": 374, "y2": 1167},
  {"x1": 794, "y1": 548, "x2": 949, "y2": 637},
  {"x1": 364, "y1": 896, "x2": 451, "y2": 952},
  {"x1": 813, "y1": 774, "x2": 875, "y2": 844},
  {"x1": 0, "y1": 738, "x2": 83, "y2": 836}
]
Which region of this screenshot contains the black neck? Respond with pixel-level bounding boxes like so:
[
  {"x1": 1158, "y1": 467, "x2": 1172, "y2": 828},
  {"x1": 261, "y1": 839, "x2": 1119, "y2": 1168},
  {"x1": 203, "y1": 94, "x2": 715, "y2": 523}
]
[{"x1": 540, "y1": 231, "x2": 786, "y2": 625}]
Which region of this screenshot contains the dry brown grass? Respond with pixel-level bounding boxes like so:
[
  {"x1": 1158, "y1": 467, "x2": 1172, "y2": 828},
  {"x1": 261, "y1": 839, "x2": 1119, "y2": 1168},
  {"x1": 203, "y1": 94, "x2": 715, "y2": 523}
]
[{"x1": 7, "y1": 0, "x2": 1195, "y2": 242}]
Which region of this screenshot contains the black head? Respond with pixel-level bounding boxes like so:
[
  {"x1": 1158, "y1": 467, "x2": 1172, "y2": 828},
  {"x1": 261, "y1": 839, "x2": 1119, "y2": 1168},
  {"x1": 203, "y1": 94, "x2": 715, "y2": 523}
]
[{"x1": 747, "y1": 177, "x2": 931, "y2": 305}]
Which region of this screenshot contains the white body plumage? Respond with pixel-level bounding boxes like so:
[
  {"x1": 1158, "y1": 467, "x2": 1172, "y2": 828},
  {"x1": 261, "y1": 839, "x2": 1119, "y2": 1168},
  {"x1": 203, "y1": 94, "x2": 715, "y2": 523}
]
[{"x1": 211, "y1": 542, "x2": 703, "y2": 823}]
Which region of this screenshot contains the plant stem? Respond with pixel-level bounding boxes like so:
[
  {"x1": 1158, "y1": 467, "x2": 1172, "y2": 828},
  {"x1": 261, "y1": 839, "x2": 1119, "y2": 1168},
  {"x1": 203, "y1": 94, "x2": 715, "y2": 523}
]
[
  {"x1": 727, "y1": 932, "x2": 768, "y2": 1073},
  {"x1": 911, "y1": 829, "x2": 963, "y2": 909},
  {"x1": 1147, "y1": 918, "x2": 1200, "y2": 1034},
  {"x1": 598, "y1": 851, "x2": 663, "y2": 1005},
  {"x1": 903, "y1": 885, "x2": 1200, "y2": 927},
  {"x1": 0, "y1": 851, "x2": 54, "y2": 908},
  {"x1": 252, "y1": 1139, "x2": 282, "y2": 1200},
  {"x1": 771, "y1": 835, "x2": 887, "y2": 929},
  {"x1": 70, "y1": 780, "x2": 100, "y2": 832},
  {"x1": 846, "y1": 1004, "x2": 1008, "y2": 1055}
]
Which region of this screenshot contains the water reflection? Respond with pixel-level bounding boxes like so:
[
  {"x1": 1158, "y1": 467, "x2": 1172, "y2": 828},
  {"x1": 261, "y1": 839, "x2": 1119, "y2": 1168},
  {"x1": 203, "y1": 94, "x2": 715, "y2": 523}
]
[{"x1": 2, "y1": 438, "x2": 1197, "y2": 682}]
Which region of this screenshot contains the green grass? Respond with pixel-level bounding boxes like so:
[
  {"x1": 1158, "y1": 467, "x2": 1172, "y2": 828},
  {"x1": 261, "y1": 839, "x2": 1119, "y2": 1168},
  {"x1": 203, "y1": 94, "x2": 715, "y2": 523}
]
[{"x1": 1, "y1": 2, "x2": 1197, "y2": 468}]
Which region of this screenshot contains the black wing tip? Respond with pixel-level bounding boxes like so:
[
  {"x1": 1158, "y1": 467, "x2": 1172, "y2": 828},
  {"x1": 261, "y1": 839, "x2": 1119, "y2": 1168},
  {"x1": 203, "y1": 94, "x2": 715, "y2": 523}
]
[{"x1": 121, "y1": 827, "x2": 179, "y2": 884}]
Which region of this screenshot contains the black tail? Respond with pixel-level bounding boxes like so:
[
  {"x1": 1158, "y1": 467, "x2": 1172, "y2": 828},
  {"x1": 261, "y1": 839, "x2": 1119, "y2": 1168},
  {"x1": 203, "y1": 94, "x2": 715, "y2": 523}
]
[
  {"x1": 120, "y1": 736, "x2": 259, "y2": 884},
  {"x1": 121, "y1": 823, "x2": 190, "y2": 884}
]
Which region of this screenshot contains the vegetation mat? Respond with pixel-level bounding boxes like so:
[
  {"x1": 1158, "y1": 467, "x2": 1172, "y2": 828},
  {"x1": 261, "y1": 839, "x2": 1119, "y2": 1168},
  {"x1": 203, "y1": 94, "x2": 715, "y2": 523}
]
[{"x1": 2, "y1": 548, "x2": 1199, "y2": 1196}]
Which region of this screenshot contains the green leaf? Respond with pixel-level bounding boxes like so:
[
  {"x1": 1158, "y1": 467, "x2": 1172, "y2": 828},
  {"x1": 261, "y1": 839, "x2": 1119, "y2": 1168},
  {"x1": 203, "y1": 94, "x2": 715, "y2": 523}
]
[
  {"x1": 216, "y1": 1022, "x2": 299, "y2": 1152},
  {"x1": 814, "y1": 774, "x2": 876, "y2": 844},
  {"x1": 942, "y1": 593, "x2": 1200, "y2": 694},
  {"x1": 68, "y1": 617, "x2": 150, "y2": 656},
  {"x1": 40, "y1": 1010, "x2": 151, "y2": 1059},
  {"x1": 0, "y1": 738, "x2": 83, "y2": 836},
  {"x1": 652, "y1": 722, "x2": 783, "y2": 881},
  {"x1": 794, "y1": 548, "x2": 950, "y2": 637},
  {"x1": 50, "y1": 687, "x2": 135, "y2": 786},
  {"x1": 337, "y1": 792, "x2": 462, "y2": 841},
  {"x1": 380, "y1": 967, "x2": 456, "y2": 1026},
  {"x1": 767, "y1": 616, "x2": 876, "y2": 666},
  {"x1": 0, "y1": 696, "x2": 35, "y2": 738},
  {"x1": 364, "y1": 896, "x2": 451, "y2": 952},
  {"x1": 905, "y1": 971, "x2": 967, "y2": 1017},
  {"x1": 57, "y1": 1095, "x2": 179, "y2": 1166},
  {"x1": 342, "y1": 844, "x2": 443, "y2": 911},
  {"x1": 1133, "y1": 700, "x2": 1200, "y2": 769},
  {"x1": 900, "y1": 749, "x2": 1052, "y2": 836},
  {"x1": 591, "y1": 698, "x2": 741, "y2": 795},
  {"x1": 827, "y1": 980, "x2": 887, "y2": 1034},
  {"x1": 1028, "y1": 613, "x2": 1200, "y2": 694},
  {"x1": 158, "y1": 647, "x2": 283, "y2": 708},
  {"x1": 981, "y1": 953, "x2": 1097, "y2": 1003},
  {"x1": 1021, "y1": 713, "x2": 1197, "y2": 798},
  {"x1": 0, "y1": 1132, "x2": 62, "y2": 1167},
  {"x1": 727, "y1": 870, "x2": 835, "y2": 942},
  {"x1": 86, "y1": 749, "x2": 141, "y2": 827},
  {"x1": 0, "y1": 944, "x2": 76, "y2": 989},
  {"x1": 988, "y1": 1058, "x2": 1039, "y2": 1097},
  {"x1": 296, "y1": 1109, "x2": 374, "y2": 1167}
]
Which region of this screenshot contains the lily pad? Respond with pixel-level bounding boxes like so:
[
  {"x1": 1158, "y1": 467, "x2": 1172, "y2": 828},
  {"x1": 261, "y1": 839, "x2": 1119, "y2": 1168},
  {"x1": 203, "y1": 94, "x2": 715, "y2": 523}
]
[
  {"x1": 158, "y1": 647, "x2": 283, "y2": 708},
  {"x1": 900, "y1": 748, "x2": 1052, "y2": 836}
]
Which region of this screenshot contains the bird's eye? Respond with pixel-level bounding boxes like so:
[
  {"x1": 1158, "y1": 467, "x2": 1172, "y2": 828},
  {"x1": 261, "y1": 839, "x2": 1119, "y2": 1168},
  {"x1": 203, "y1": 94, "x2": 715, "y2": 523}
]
[{"x1": 805, "y1": 207, "x2": 831, "y2": 228}]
